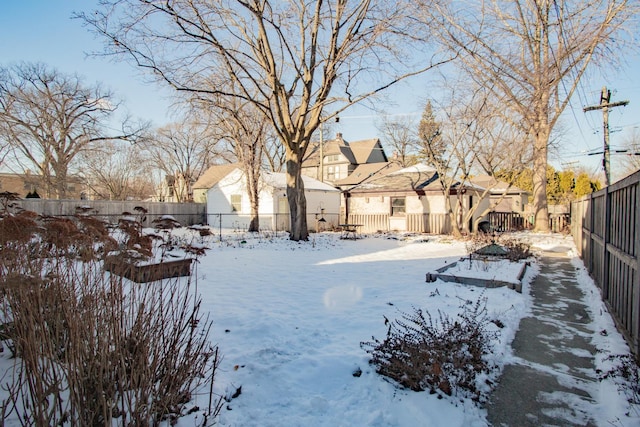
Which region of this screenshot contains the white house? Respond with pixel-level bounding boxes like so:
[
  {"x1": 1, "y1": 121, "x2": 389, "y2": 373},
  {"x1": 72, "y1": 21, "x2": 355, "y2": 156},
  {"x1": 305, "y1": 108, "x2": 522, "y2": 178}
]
[
  {"x1": 342, "y1": 163, "x2": 490, "y2": 234},
  {"x1": 193, "y1": 164, "x2": 340, "y2": 232}
]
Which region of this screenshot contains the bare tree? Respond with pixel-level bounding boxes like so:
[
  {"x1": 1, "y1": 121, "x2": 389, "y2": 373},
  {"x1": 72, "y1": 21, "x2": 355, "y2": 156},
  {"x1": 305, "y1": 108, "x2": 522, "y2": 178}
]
[
  {"x1": 78, "y1": 141, "x2": 156, "y2": 200},
  {"x1": 144, "y1": 121, "x2": 217, "y2": 202},
  {"x1": 0, "y1": 62, "x2": 147, "y2": 199},
  {"x1": 418, "y1": 86, "x2": 493, "y2": 237},
  {"x1": 423, "y1": 0, "x2": 636, "y2": 231},
  {"x1": 473, "y1": 108, "x2": 533, "y2": 179},
  {"x1": 377, "y1": 115, "x2": 419, "y2": 167},
  {"x1": 620, "y1": 128, "x2": 640, "y2": 177},
  {"x1": 79, "y1": 0, "x2": 450, "y2": 240},
  {"x1": 200, "y1": 95, "x2": 275, "y2": 232}
]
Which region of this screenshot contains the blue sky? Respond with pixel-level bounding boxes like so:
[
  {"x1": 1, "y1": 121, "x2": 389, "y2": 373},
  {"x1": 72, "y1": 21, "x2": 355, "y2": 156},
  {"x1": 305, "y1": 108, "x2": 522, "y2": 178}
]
[{"x1": 1, "y1": 1, "x2": 638, "y2": 182}]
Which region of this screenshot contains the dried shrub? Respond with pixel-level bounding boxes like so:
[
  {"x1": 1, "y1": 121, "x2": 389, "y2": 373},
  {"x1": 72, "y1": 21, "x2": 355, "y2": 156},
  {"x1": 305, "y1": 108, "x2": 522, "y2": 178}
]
[
  {"x1": 0, "y1": 210, "x2": 39, "y2": 247},
  {"x1": 465, "y1": 233, "x2": 532, "y2": 262},
  {"x1": 0, "y1": 208, "x2": 223, "y2": 426},
  {"x1": 118, "y1": 222, "x2": 153, "y2": 259},
  {"x1": 464, "y1": 232, "x2": 496, "y2": 255},
  {"x1": 0, "y1": 211, "x2": 44, "y2": 282},
  {"x1": 500, "y1": 238, "x2": 532, "y2": 261},
  {"x1": 0, "y1": 192, "x2": 21, "y2": 215},
  {"x1": 361, "y1": 297, "x2": 497, "y2": 401},
  {"x1": 599, "y1": 354, "x2": 640, "y2": 406}
]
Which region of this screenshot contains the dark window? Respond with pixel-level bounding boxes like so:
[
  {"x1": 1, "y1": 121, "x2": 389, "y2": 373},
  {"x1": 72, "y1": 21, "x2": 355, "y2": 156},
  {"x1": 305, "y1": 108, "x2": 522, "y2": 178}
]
[{"x1": 391, "y1": 197, "x2": 406, "y2": 216}]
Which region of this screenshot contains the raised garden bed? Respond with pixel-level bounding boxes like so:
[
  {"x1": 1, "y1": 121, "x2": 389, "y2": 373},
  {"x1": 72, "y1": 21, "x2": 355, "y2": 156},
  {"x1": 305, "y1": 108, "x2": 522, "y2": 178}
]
[
  {"x1": 426, "y1": 257, "x2": 528, "y2": 293},
  {"x1": 104, "y1": 256, "x2": 193, "y2": 283}
]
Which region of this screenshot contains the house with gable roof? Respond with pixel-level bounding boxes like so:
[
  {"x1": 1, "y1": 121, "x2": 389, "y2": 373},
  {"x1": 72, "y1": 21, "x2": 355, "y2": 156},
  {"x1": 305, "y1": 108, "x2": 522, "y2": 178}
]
[
  {"x1": 301, "y1": 133, "x2": 388, "y2": 184},
  {"x1": 192, "y1": 164, "x2": 340, "y2": 231},
  {"x1": 341, "y1": 163, "x2": 490, "y2": 234}
]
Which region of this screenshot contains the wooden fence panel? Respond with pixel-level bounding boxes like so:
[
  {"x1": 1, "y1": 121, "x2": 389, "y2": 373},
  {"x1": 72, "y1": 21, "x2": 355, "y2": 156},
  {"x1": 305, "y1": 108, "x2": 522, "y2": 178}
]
[
  {"x1": 17, "y1": 199, "x2": 206, "y2": 226},
  {"x1": 572, "y1": 170, "x2": 640, "y2": 357},
  {"x1": 426, "y1": 213, "x2": 451, "y2": 234},
  {"x1": 347, "y1": 214, "x2": 389, "y2": 233},
  {"x1": 406, "y1": 213, "x2": 426, "y2": 233}
]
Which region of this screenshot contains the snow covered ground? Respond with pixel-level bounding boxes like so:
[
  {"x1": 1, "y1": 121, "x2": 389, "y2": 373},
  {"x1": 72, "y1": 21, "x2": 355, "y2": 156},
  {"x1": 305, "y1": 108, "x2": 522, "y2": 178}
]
[
  {"x1": 171, "y1": 230, "x2": 637, "y2": 427},
  {"x1": 1, "y1": 229, "x2": 637, "y2": 426}
]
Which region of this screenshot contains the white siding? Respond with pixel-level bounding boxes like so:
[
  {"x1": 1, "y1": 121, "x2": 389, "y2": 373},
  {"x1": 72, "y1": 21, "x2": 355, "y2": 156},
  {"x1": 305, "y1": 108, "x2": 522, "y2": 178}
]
[{"x1": 204, "y1": 168, "x2": 340, "y2": 231}]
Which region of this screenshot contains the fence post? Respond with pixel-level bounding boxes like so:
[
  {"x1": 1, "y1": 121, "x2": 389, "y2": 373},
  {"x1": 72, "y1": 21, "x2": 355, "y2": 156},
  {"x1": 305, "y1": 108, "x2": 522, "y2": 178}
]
[
  {"x1": 602, "y1": 187, "x2": 612, "y2": 299},
  {"x1": 588, "y1": 192, "x2": 596, "y2": 280},
  {"x1": 633, "y1": 183, "x2": 640, "y2": 356}
]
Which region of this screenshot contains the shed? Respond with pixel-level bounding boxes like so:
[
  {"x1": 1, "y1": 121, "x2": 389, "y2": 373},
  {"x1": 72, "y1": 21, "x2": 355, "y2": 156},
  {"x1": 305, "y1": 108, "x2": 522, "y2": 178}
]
[{"x1": 193, "y1": 165, "x2": 340, "y2": 232}]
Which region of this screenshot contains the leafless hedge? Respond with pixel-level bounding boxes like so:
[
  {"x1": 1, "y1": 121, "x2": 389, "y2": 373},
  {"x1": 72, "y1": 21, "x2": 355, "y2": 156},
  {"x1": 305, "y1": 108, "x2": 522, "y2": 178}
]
[{"x1": 0, "y1": 200, "x2": 222, "y2": 426}]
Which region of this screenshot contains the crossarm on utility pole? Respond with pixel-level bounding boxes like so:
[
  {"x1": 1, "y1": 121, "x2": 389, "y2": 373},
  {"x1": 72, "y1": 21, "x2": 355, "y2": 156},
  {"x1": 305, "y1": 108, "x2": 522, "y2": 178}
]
[{"x1": 583, "y1": 86, "x2": 629, "y2": 186}]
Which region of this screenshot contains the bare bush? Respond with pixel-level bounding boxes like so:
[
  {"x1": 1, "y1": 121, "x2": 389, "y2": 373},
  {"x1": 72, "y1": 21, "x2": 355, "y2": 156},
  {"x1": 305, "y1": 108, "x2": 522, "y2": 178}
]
[
  {"x1": 0, "y1": 210, "x2": 222, "y2": 425},
  {"x1": 500, "y1": 238, "x2": 532, "y2": 262},
  {"x1": 464, "y1": 233, "x2": 532, "y2": 262},
  {"x1": 464, "y1": 233, "x2": 497, "y2": 256},
  {"x1": 361, "y1": 297, "x2": 497, "y2": 401},
  {"x1": 599, "y1": 354, "x2": 640, "y2": 406}
]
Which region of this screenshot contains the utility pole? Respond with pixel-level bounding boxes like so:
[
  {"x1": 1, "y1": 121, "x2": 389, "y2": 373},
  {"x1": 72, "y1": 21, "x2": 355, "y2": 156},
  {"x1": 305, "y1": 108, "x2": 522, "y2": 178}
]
[{"x1": 584, "y1": 86, "x2": 629, "y2": 186}]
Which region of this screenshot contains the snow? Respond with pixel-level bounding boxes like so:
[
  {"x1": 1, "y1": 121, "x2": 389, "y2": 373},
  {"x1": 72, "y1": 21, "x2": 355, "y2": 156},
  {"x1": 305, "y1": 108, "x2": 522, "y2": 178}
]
[
  {"x1": 1, "y1": 230, "x2": 638, "y2": 426},
  {"x1": 262, "y1": 172, "x2": 341, "y2": 192},
  {"x1": 437, "y1": 258, "x2": 526, "y2": 285},
  {"x1": 388, "y1": 163, "x2": 437, "y2": 175},
  {"x1": 182, "y1": 231, "x2": 637, "y2": 426}
]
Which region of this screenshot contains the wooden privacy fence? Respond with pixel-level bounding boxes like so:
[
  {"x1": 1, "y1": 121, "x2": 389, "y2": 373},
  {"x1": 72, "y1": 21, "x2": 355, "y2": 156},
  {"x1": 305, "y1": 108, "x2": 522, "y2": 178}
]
[
  {"x1": 487, "y1": 211, "x2": 570, "y2": 233},
  {"x1": 571, "y1": 170, "x2": 640, "y2": 356},
  {"x1": 16, "y1": 199, "x2": 207, "y2": 227},
  {"x1": 346, "y1": 213, "x2": 452, "y2": 234}
]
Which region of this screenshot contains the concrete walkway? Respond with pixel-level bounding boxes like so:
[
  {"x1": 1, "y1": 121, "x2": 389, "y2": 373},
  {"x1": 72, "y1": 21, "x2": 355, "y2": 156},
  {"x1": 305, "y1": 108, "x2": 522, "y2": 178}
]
[{"x1": 485, "y1": 251, "x2": 600, "y2": 426}]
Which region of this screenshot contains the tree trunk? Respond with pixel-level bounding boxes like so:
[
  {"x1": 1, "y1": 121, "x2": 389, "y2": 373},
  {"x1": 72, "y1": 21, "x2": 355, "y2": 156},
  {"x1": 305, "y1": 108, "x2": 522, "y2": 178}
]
[
  {"x1": 247, "y1": 176, "x2": 260, "y2": 233},
  {"x1": 249, "y1": 204, "x2": 260, "y2": 232},
  {"x1": 285, "y1": 152, "x2": 308, "y2": 241},
  {"x1": 53, "y1": 164, "x2": 68, "y2": 200},
  {"x1": 445, "y1": 189, "x2": 463, "y2": 238},
  {"x1": 532, "y1": 132, "x2": 550, "y2": 232},
  {"x1": 244, "y1": 158, "x2": 261, "y2": 233}
]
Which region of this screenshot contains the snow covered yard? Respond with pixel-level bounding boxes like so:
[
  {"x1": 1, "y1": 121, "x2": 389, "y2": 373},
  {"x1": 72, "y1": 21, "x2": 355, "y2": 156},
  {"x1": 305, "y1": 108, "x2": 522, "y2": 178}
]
[
  {"x1": 137, "y1": 231, "x2": 509, "y2": 426},
  {"x1": 1, "y1": 228, "x2": 637, "y2": 426},
  {"x1": 184, "y1": 231, "x2": 637, "y2": 427},
  {"x1": 197, "y1": 232, "x2": 515, "y2": 427}
]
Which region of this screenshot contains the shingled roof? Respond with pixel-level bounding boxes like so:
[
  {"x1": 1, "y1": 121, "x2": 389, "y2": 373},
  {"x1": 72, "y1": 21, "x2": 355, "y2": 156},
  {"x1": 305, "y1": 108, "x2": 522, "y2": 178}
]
[
  {"x1": 333, "y1": 162, "x2": 400, "y2": 186},
  {"x1": 302, "y1": 135, "x2": 387, "y2": 167},
  {"x1": 192, "y1": 163, "x2": 241, "y2": 190},
  {"x1": 347, "y1": 163, "x2": 440, "y2": 194},
  {"x1": 469, "y1": 175, "x2": 529, "y2": 194}
]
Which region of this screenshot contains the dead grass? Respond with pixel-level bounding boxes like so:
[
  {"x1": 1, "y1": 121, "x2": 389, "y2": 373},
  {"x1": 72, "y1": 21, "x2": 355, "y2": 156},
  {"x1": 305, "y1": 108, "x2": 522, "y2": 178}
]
[{"x1": 0, "y1": 204, "x2": 223, "y2": 426}]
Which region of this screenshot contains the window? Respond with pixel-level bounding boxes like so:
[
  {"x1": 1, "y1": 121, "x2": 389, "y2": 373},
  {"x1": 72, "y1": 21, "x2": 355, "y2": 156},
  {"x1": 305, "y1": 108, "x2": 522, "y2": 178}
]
[
  {"x1": 391, "y1": 197, "x2": 406, "y2": 216},
  {"x1": 231, "y1": 194, "x2": 242, "y2": 212},
  {"x1": 327, "y1": 166, "x2": 336, "y2": 181}
]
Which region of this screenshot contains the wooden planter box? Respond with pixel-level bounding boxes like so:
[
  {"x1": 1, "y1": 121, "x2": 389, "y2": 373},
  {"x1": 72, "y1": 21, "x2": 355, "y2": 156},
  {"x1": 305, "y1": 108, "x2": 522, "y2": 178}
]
[
  {"x1": 426, "y1": 258, "x2": 527, "y2": 293},
  {"x1": 104, "y1": 256, "x2": 193, "y2": 283}
]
